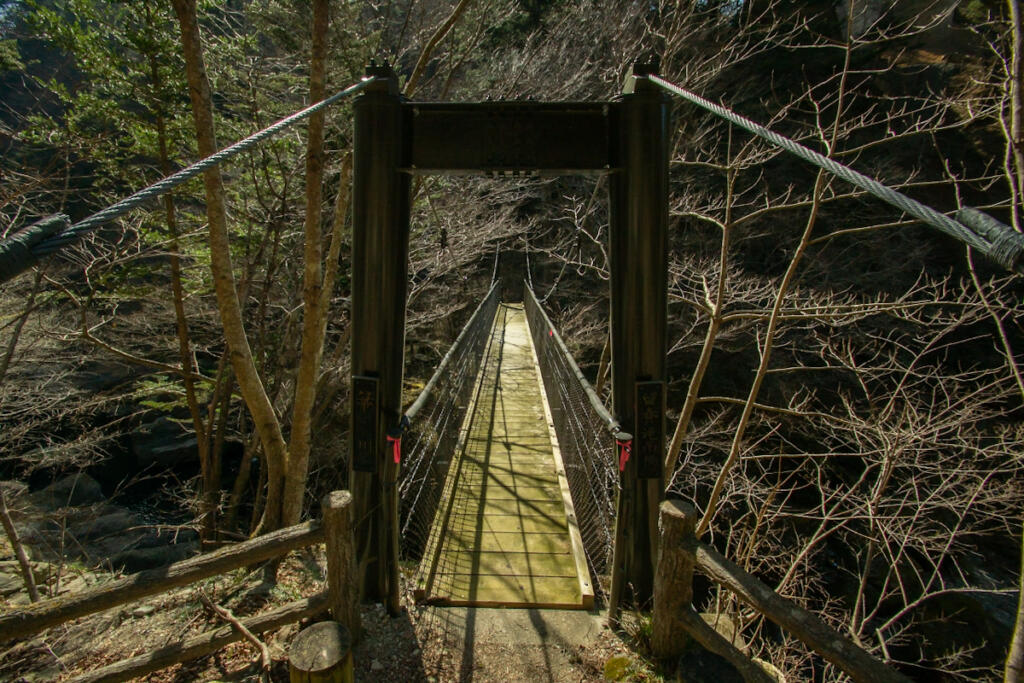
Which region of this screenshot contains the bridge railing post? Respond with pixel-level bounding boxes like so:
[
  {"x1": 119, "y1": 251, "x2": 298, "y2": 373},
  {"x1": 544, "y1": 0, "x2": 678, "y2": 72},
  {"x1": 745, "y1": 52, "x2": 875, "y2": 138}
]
[{"x1": 607, "y1": 58, "x2": 671, "y2": 621}]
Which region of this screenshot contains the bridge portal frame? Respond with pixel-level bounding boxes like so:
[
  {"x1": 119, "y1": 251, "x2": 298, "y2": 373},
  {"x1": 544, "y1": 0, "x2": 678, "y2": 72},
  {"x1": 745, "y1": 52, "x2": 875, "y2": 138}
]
[{"x1": 349, "y1": 60, "x2": 670, "y2": 616}]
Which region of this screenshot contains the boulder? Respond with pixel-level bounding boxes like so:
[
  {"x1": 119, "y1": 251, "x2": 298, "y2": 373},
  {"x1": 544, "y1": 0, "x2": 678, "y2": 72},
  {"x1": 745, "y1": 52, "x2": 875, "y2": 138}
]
[
  {"x1": 30, "y1": 473, "x2": 104, "y2": 510},
  {"x1": 0, "y1": 560, "x2": 49, "y2": 585},
  {"x1": 108, "y1": 541, "x2": 198, "y2": 572},
  {"x1": 130, "y1": 416, "x2": 197, "y2": 469},
  {"x1": 68, "y1": 509, "x2": 143, "y2": 542},
  {"x1": 71, "y1": 359, "x2": 136, "y2": 392},
  {"x1": 0, "y1": 572, "x2": 27, "y2": 597}
]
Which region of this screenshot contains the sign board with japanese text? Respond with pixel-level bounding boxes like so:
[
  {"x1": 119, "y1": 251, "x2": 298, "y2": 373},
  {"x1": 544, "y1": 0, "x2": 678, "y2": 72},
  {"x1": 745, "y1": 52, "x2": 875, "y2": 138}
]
[{"x1": 352, "y1": 375, "x2": 379, "y2": 472}]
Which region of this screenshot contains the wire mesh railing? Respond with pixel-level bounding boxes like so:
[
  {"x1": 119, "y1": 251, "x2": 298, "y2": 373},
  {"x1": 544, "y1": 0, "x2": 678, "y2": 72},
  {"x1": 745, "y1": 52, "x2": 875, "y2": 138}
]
[
  {"x1": 523, "y1": 282, "x2": 620, "y2": 593},
  {"x1": 397, "y1": 282, "x2": 500, "y2": 562}
]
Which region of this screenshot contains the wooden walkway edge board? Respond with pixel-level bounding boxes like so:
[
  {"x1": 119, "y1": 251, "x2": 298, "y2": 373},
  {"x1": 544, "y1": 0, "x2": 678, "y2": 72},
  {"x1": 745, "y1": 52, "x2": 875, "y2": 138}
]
[{"x1": 521, "y1": 303, "x2": 595, "y2": 609}]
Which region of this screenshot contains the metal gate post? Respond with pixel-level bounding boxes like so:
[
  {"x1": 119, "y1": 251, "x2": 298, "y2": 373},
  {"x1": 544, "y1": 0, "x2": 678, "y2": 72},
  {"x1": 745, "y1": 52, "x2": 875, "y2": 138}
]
[
  {"x1": 350, "y1": 61, "x2": 410, "y2": 610},
  {"x1": 607, "y1": 60, "x2": 670, "y2": 618}
]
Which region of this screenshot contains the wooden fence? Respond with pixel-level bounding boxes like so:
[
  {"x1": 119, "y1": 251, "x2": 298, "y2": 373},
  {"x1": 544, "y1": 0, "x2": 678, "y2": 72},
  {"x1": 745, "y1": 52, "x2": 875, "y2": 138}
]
[
  {"x1": 0, "y1": 491, "x2": 358, "y2": 683},
  {"x1": 651, "y1": 500, "x2": 912, "y2": 683}
]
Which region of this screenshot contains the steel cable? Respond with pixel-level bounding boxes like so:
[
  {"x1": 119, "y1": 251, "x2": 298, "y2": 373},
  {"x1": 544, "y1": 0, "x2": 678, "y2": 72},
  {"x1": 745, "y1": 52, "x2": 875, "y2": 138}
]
[
  {"x1": 651, "y1": 75, "x2": 1024, "y2": 273},
  {"x1": 0, "y1": 80, "x2": 368, "y2": 284}
]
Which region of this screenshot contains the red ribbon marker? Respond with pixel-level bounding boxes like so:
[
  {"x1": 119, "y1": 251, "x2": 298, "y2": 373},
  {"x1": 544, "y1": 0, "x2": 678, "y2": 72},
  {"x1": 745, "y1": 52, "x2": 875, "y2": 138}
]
[
  {"x1": 386, "y1": 434, "x2": 401, "y2": 465},
  {"x1": 549, "y1": 329, "x2": 554, "y2": 337},
  {"x1": 616, "y1": 438, "x2": 632, "y2": 472}
]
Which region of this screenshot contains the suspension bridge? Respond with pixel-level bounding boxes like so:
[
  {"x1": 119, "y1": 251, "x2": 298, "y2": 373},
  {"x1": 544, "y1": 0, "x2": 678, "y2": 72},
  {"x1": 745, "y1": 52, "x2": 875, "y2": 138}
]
[{"x1": 3, "y1": 58, "x2": 1020, "y2": 682}]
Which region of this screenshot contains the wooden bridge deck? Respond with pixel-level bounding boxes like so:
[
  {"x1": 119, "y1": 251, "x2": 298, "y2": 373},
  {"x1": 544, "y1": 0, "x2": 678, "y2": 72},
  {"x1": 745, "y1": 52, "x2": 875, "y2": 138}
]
[{"x1": 416, "y1": 303, "x2": 593, "y2": 609}]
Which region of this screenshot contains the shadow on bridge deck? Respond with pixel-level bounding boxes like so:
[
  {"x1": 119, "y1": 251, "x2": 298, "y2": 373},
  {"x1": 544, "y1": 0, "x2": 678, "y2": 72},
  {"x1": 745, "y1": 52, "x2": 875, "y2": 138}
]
[{"x1": 416, "y1": 303, "x2": 592, "y2": 609}]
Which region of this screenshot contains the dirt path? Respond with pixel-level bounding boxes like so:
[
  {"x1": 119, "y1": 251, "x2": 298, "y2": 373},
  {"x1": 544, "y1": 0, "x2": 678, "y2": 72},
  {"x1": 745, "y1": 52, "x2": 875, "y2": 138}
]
[{"x1": 355, "y1": 602, "x2": 619, "y2": 682}]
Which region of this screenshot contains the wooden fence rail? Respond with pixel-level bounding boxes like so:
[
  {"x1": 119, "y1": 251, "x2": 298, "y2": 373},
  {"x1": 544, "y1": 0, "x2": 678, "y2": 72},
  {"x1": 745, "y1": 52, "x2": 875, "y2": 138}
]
[
  {"x1": 0, "y1": 491, "x2": 359, "y2": 682},
  {"x1": 652, "y1": 500, "x2": 912, "y2": 683},
  {"x1": 0, "y1": 521, "x2": 324, "y2": 642},
  {"x1": 66, "y1": 593, "x2": 329, "y2": 683}
]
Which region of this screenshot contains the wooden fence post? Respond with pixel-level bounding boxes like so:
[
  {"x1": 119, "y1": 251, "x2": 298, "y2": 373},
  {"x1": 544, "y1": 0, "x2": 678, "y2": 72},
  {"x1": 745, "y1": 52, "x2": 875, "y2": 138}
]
[
  {"x1": 652, "y1": 499, "x2": 696, "y2": 658},
  {"x1": 323, "y1": 491, "x2": 360, "y2": 642}
]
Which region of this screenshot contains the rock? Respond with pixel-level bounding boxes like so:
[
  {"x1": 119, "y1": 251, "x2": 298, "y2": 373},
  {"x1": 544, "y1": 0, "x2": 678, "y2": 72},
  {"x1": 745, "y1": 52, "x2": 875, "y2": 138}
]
[
  {"x1": 108, "y1": 541, "x2": 198, "y2": 572},
  {"x1": 132, "y1": 526, "x2": 198, "y2": 550},
  {"x1": 130, "y1": 416, "x2": 198, "y2": 469},
  {"x1": 30, "y1": 473, "x2": 105, "y2": 510},
  {"x1": 676, "y1": 648, "x2": 746, "y2": 683},
  {"x1": 276, "y1": 622, "x2": 299, "y2": 643},
  {"x1": 71, "y1": 359, "x2": 136, "y2": 392},
  {"x1": 60, "y1": 576, "x2": 92, "y2": 594},
  {"x1": 245, "y1": 581, "x2": 276, "y2": 599},
  {"x1": 754, "y1": 657, "x2": 786, "y2": 682},
  {"x1": 370, "y1": 660, "x2": 384, "y2": 672},
  {"x1": 7, "y1": 591, "x2": 35, "y2": 606},
  {"x1": 0, "y1": 572, "x2": 26, "y2": 596},
  {"x1": 700, "y1": 611, "x2": 745, "y2": 650},
  {"x1": 69, "y1": 510, "x2": 143, "y2": 541},
  {"x1": 0, "y1": 480, "x2": 29, "y2": 503},
  {"x1": 132, "y1": 605, "x2": 156, "y2": 618},
  {"x1": 0, "y1": 560, "x2": 49, "y2": 584},
  {"x1": 22, "y1": 666, "x2": 63, "y2": 682}
]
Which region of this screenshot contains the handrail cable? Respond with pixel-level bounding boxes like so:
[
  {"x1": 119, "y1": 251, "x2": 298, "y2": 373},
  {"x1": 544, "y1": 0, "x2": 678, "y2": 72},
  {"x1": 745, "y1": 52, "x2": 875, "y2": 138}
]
[
  {"x1": 401, "y1": 280, "x2": 500, "y2": 428},
  {"x1": 651, "y1": 75, "x2": 1024, "y2": 274},
  {"x1": 524, "y1": 281, "x2": 620, "y2": 435},
  {"x1": 0, "y1": 79, "x2": 369, "y2": 284},
  {"x1": 524, "y1": 280, "x2": 620, "y2": 588},
  {"x1": 397, "y1": 282, "x2": 500, "y2": 560},
  {"x1": 490, "y1": 242, "x2": 500, "y2": 288}
]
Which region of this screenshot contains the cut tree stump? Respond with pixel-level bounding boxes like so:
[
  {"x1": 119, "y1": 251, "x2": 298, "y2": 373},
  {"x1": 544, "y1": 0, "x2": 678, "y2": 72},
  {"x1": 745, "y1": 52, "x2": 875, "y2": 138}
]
[{"x1": 288, "y1": 621, "x2": 353, "y2": 683}]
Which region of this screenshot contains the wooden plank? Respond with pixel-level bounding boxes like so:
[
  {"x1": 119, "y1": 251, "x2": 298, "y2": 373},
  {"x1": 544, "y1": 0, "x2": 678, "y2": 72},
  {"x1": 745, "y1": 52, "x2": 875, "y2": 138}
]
[
  {"x1": 350, "y1": 376, "x2": 379, "y2": 472},
  {"x1": 437, "y1": 551, "x2": 579, "y2": 577},
  {"x1": 430, "y1": 574, "x2": 582, "y2": 608},
  {"x1": 403, "y1": 102, "x2": 613, "y2": 175},
  {"x1": 448, "y1": 498, "x2": 566, "y2": 517},
  {"x1": 456, "y1": 472, "x2": 560, "y2": 489},
  {"x1": 456, "y1": 485, "x2": 562, "y2": 501},
  {"x1": 445, "y1": 514, "x2": 568, "y2": 534},
  {"x1": 444, "y1": 531, "x2": 572, "y2": 554},
  {"x1": 456, "y1": 462, "x2": 556, "y2": 478}
]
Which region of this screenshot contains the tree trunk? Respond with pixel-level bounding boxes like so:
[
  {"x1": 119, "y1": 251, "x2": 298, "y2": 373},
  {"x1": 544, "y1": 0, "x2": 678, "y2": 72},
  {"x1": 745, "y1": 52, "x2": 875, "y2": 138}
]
[
  {"x1": 144, "y1": 30, "x2": 215, "y2": 543},
  {"x1": 1008, "y1": 0, "x2": 1024, "y2": 232},
  {"x1": 171, "y1": 0, "x2": 289, "y2": 534},
  {"x1": 1005, "y1": 521, "x2": 1024, "y2": 682},
  {"x1": 0, "y1": 486, "x2": 39, "y2": 603},
  {"x1": 404, "y1": 0, "x2": 474, "y2": 97},
  {"x1": 0, "y1": 269, "x2": 43, "y2": 386},
  {"x1": 288, "y1": 621, "x2": 353, "y2": 683},
  {"x1": 283, "y1": 0, "x2": 330, "y2": 528}
]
